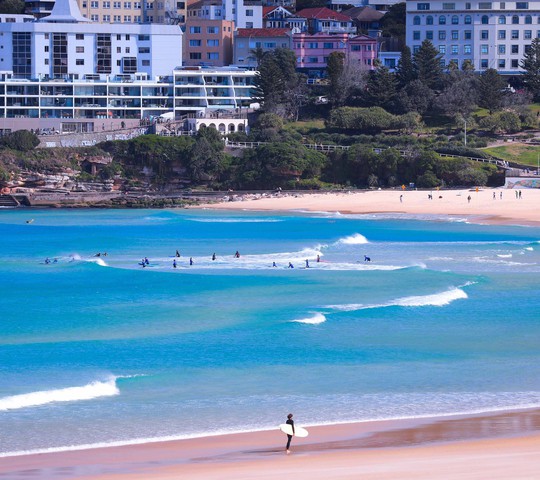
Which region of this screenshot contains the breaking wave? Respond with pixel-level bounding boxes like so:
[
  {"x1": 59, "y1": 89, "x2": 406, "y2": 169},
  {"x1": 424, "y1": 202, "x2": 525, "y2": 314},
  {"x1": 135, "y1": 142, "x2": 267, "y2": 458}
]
[
  {"x1": 290, "y1": 313, "x2": 327, "y2": 325},
  {"x1": 335, "y1": 233, "x2": 369, "y2": 245}
]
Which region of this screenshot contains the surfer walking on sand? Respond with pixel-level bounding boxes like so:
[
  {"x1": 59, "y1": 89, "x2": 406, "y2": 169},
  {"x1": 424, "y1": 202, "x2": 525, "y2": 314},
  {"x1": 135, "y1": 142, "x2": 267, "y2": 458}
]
[{"x1": 286, "y1": 413, "x2": 295, "y2": 454}]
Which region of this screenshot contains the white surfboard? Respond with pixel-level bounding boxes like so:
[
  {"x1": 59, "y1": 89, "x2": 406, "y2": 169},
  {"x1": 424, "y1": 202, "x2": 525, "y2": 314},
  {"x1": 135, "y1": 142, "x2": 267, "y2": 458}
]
[{"x1": 279, "y1": 424, "x2": 309, "y2": 437}]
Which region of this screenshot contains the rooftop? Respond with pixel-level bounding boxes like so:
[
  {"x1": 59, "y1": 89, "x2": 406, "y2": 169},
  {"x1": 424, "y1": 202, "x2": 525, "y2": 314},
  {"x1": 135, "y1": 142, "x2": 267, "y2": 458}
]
[
  {"x1": 236, "y1": 28, "x2": 292, "y2": 38},
  {"x1": 295, "y1": 7, "x2": 351, "y2": 22}
]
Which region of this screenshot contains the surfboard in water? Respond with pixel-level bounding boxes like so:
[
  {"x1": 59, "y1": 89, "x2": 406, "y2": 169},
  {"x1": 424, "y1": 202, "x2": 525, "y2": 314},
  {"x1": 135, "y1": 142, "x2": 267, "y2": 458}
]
[{"x1": 279, "y1": 424, "x2": 309, "y2": 437}]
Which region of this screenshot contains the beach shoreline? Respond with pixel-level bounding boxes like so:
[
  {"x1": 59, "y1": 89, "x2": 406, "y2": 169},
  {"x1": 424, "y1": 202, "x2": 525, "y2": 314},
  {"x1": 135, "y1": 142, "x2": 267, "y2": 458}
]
[
  {"x1": 196, "y1": 188, "x2": 540, "y2": 227},
  {"x1": 2, "y1": 408, "x2": 540, "y2": 479}
]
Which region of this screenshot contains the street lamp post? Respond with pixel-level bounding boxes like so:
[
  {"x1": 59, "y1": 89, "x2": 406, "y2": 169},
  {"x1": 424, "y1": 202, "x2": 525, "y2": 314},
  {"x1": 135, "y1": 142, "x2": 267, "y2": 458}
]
[{"x1": 464, "y1": 118, "x2": 467, "y2": 146}]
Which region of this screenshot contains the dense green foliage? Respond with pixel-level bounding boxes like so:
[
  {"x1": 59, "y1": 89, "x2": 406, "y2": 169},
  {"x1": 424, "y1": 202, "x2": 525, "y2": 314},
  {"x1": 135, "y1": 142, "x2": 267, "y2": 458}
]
[
  {"x1": 0, "y1": 0, "x2": 25, "y2": 14},
  {"x1": 0, "y1": 130, "x2": 40, "y2": 152}
]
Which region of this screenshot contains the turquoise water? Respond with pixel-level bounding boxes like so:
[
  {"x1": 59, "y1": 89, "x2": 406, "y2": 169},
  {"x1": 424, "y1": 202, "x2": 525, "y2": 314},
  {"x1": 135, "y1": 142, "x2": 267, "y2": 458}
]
[{"x1": 1, "y1": 208, "x2": 540, "y2": 456}]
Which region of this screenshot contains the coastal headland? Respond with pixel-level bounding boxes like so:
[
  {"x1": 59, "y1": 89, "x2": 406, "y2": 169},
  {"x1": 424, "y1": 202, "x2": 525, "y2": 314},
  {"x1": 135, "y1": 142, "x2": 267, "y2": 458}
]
[{"x1": 2, "y1": 409, "x2": 540, "y2": 479}]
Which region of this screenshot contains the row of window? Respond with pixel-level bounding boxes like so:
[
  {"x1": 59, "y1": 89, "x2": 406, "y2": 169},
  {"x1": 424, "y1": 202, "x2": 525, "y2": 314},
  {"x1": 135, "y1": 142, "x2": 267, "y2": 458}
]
[
  {"x1": 189, "y1": 39, "x2": 220, "y2": 47},
  {"x1": 412, "y1": 42, "x2": 531, "y2": 55},
  {"x1": 188, "y1": 26, "x2": 232, "y2": 33},
  {"x1": 41, "y1": 58, "x2": 151, "y2": 67},
  {"x1": 81, "y1": 1, "x2": 171, "y2": 8},
  {"x1": 41, "y1": 34, "x2": 153, "y2": 41},
  {"x1": 412, "y1": 14, "x2": 537, "y2": 25},
  {"x1": 416, "y1": 2, "x2": 530, "y2": 11},
  {"x1": 413, "y1": 28, "x2": 536, "y2": 39},
  {"x1": 189, "y1": 52, "x2": 220, "y2": 60},
  {"x1": 293, "y1": 42, "x2": 373, "y2": 50},
  {"x1": 297, "y1": 57, "x2": 373, "y2": 65}
]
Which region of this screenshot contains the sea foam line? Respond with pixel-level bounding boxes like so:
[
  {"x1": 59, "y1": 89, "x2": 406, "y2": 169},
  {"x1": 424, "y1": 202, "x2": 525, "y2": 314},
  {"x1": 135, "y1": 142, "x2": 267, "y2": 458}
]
[
  {"x1": 0, "y1": 377, "x2": 120, "y2": 411},
  {"x1": 290, "y1": 313, "x2": 326, "y2": 325},
  {"x1": 325, "y1": 286, "x2": 468, "y2": 312}
]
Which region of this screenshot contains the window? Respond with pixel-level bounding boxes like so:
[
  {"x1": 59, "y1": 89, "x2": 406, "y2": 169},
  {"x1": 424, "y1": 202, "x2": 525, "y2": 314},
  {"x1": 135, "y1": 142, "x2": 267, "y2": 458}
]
[
  {"x1": 138, "y1": 47, "x2": 150, "y2": 53},
  {"x1": 245, "y1": 22, "x2": 253, "y2": 28},
  {"x1": 103, "y1": 1, "x2": 110, "y2": 7},
  {"x1": 308, "y1": 57, "x2": 318, "y2": 63},
  {"x1": 439, "y1": 16, "x2": 446, "y2": 24},
  {"x1": 464, "y1": 15, "x2": 471, "y2": 24},
  {"x1": 417, "y1": 3, "x2": 430, "y2": 10},
  {"x1": 76, "y1": 59, "x2": 84, "y2": 65},
  {"x1": 481, "y1": 59, "x2": 488, "y2": 68},
  {"x1": 188, "y1": 27, "x2": 200, "y2": 34},
  {"x1": 142, "y1": 59, "x2": 150, "y2": 66},
  {"x1": 465, "y1": 2, "x2": 471, "y2": 8},
  {"x1": 91, "y1": 14, "x2": 99, "y2": 21},
  {"x1": 498, "y1": 30, "x2": 506, "y2": 39},
  {"x1": 464, "y1": 44, "x2": 472, "y2": 54},
  {"x1": 525, "y1": 29, "x2": 532, "y2": 39},
  {"x1": 113, "y1": 1, "x2": 121, "y2": 7},
  {"x1": 511, "y1": 59, "x2": 519, "y2": 68},
  {"x1": 451, "y1": 30, "x2": 458, "y2": 39},
  {"x1": 413, "y1": 15, "x2": 421, "y2": 25},
  {"x1": 516, "y1": 2, "x2": 529, "y2": 8},
  {"x1": 91, "y1": 0, "x2": 98, "y2": 6},
  {"x1": 500, "y1": 2, "x2": 505, "y2": 7},
  {"x1": 439, "y1": 45, "x2": 446, "y2": 53},
  {"x1": 451, "y1": 15, "x2": 458, "y2": 24},
  {"x1": 439, "y1": 31, "x2": 446, "y2": 40},
  {"x1": 512, "y1": 29, "x2": 519, "y2": 38},
  {"x1": 76, "y1": 46, "x2": 84, "y2": 53},
  {"x1": 511, "y1": 44, "x2": 519, "y2": 53},
  {"x1": 525, "y1": 15, "x2": 532, "y2": 24},
  {"x1": 246, "y1": 9, "x2": 253, "y2": 16},
  {"x1": 76, "y1": 33, "x2": 84, "y2": 40},
  {"x1": 512, "y1": 15, "x2": 519, "y2": 24},
  {"x1": 464, "y1": 30, "x2": 472, "y2": 39},
  {"x1": 537, "y1": 30, "x2": 540, "y2": 37},
  {"x1": 442, "y1": 2, "x2": 455, "y2": 8},
  {"x1": 308, "y1": 42, "x2": 318, "y2": 48},
  {"x1": 126, "y1": 35, "x2": 130, "y2": 40},
  {"x1": 426, "y1": 30, "x2": 433, "y2": 39},
  {"x1": 499, "y1": 15, "x2": 506, "y2": 24},
  {"x1": 124, "y1": 15, "x2": 131, "y2": 21},
  {"x1": 525, "y1": 44, "x2": 532, "y2": 53},
  {"x1": 481, "y1": 15, "x2": 489, "y2": 24},
  {"x1": 481, "y1": 44, "x2": 489, "y2": 54},
  {"x1": 207, "y1": 26, "x2": 218, "y2": 34},
  {"x1": 189, "y1": 39, "x2": 201, "y2": 46},
  {"x1": 189, "y1": 52, "x2": 201, "y2": 59},
  {"x1": 440, "y1": 59, "x2": 446, "y2": 67},
  {"x1": 413, "y1": 45, "x2": 420, "y2": 53},
  {"x1": 481, "y1": 30, "x2": 489, "y2": 39},
  {"x1": 207, "y1": 39, "x2": 219, "y2": 46},
  {"x1": 426, "y1": 15, "x2": 433, "y2": 25},
  {"x1": 44, "y1": 45, "x2": 49, "y2": 52},
  {"x1": 498, "y1": 44, "x2": 506, "y2": 54},
  {"x1": 323, "y1": 42, "x2": 333, "y2": 48},
  {"x1": 413, "y1": 31, "x2": 421, "y2": 40},
  {"x1": 207, "y1": 52, "x2": 219, "y2": 60},
  {"x1": 125, "y1": 47, "x2": 130, "y2": 53},
  {"x1": 498, "y1": 59, "x2": 506, "y2": 68},
  {"x1": 103, "y1": 15, "x2": 110, "y2": 21},
  {"x1": 124, "y1": 1, "x2": 131, "y2": 7},
  {"x1": 451, "y1": 45, "x2": 458, "y2": 54},
  {"x1": 478, "y1": 2, "x2": 492, "y2": 8},
  {"x1": 116, "y1": 34, "x2": 121, "y2": 40}
]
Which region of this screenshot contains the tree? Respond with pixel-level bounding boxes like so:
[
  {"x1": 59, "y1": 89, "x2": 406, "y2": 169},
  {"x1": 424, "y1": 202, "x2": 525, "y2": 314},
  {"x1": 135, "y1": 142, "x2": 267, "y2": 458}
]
[
  {"x1": 413, "y1": 40, "x2": 443, "y2": 91},
  {"x1": 326, "y1": 52, "x2": 367, "y2": 107},
  {"x1": 395, "y1": 45, "x2": 416, "y2": 88},
  {"x1": 364, "y1": 66, "x2": 398, "y2": 112},
  {"x1": 435, "y1": 75, "x2": 478, "y2": 118},
  {"x1": 248, "y1": 46, "x2": 266, "y2": 67},
  {"x1": 397, "y1": 79, "x2": 435, "y2": 115},
  {"x1": 520, "y1": 38, "x2": 540, "y2": 101},
  {"x1": 477, "y1": 69, "x2": 507, "y2": 113},
  {"x1": 379, "y1": 2, "x2": 406, "y2": 46},
  {"x1": 0, "y1": 130, "x2": 40, "y2": 151},
  {"x1": 0, "y1": 0, "x2": 25, "y2": 14}
]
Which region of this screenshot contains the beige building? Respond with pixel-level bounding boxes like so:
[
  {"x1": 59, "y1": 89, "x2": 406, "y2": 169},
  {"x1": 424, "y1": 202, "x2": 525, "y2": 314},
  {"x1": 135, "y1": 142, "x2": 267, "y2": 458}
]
[{"x1": 183, "y1": 18, "x2": 234, "y2": 66}]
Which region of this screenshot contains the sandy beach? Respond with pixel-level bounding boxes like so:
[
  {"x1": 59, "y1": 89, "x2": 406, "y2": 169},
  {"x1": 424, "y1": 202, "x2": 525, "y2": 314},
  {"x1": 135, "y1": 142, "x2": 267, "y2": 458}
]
[
  {"x1": 200, "y1": 187, "x2": 540, "y2": 226},
  {"x1": 2, "y1": 409, "x2": 540, "y2": 479}
]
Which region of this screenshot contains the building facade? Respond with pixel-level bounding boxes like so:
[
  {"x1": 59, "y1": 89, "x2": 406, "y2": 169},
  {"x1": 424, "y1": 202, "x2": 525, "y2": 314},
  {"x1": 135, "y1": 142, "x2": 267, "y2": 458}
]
[
  {"x1": 183, "y1": 18, "x2": 234, "y2": 66},
  {"x1": 234, "y1": 27, "x2": 292, "y2": 65},
  {"x1": 296, "y1": 7, "x2": 357, "y2": 34},
  {"x1": 406, "y1": 0, "x2": 540, "y2": 73},
  {"x1": 294, "y1": 32, "x2": 377, "y2": 73}
]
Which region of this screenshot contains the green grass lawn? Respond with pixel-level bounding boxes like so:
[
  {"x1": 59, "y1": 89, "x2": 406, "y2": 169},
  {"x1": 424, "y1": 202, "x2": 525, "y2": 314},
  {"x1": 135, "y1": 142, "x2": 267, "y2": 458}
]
[
  {"x1": 483, "y1": 143, "x2": 540, "y2": 168},
  {"x1": 283, "y1": 119, "x2": 326, "y2": 135}
]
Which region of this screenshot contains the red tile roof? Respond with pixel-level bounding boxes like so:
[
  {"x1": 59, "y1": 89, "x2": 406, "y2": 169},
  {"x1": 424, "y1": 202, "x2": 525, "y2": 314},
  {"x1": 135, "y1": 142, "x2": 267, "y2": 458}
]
[
  {"x1": 295, "y1": 7, "x2": 351, "y2": 22},
  {"x1": 263, "y1": 5, "x2": 292, "y2": 17},
  {"x1": 236, "y1": 28, "x2": 292, "y2": 38}
]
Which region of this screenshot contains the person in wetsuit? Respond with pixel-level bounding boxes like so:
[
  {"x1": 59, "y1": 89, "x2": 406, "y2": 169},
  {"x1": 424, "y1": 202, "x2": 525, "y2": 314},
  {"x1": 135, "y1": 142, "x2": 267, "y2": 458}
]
[{"x1": 286, "y1": 413, "x2": 295, "y2": 454}]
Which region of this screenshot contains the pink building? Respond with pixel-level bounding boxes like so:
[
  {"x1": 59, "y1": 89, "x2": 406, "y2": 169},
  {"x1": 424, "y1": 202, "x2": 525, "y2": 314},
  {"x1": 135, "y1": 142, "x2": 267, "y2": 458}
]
[{"x1": 293, "y1": 32, "x2": 377, "y2": 73}]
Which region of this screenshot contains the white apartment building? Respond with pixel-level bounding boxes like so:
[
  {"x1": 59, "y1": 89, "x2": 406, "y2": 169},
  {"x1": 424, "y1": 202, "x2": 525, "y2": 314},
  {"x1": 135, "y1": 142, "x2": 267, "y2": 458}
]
[
  {"x1": 0, "y1": 0, "x2": 256, "y2": 134},
  {"x1": 406, "y1": 0, "x2": 540, "y2": 73}
]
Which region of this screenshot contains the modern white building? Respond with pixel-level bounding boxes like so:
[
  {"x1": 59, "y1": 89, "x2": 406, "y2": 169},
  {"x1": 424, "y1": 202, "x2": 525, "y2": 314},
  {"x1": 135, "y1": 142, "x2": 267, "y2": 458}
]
[
  {"x1": 0, "y1": 1, "x2": 256, "y2": 134},
  {"x1": 406, "y1": 0, "x2": 540, "y2": 73}
]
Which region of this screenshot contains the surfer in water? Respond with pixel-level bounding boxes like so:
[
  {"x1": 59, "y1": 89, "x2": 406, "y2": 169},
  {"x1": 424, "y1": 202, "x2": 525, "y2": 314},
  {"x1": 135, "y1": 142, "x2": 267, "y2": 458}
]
[
  {"x1": 189, "y1": 257, "x2": 193, "y2": 266},
  {"x1": 173, "y1": 259, "x2": 177, "y2": 269},
  {"x1": 212, "y1": 253, "x2": 216, "y2": 261},
  {"x1": 286, "y1": 413, "x2": 295, "y2": 454},
  {"x1": 176, "y1": 250, "x2": 180, "y2": 257}
]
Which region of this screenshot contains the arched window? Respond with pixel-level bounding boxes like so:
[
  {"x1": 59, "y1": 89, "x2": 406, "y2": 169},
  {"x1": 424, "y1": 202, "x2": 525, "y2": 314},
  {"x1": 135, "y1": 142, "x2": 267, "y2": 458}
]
[
  {"x1": 481, "y1": 15, "x2": 489, "y2": 24},
  {"x1": 439, "y1": 15, "x2": 446, "y2": 25},
  {"x1": 525, "y1": 15, "x2": 532, "y2": 24},
  {"x1": 512, "y1": 15, "x2": 519, "y2": 24},
  {"x1": 451, "y1": 15, "x2": 459, "y2": 24},
  {"x1": 426, "y1": 15, "x2": 433, "y2": 25},
  {"x1": 464, "y1": 15, "x2": 471, "y2": 24},
  {"x1": 413, "y1": 15, "x2": 421, "y2": 25},
  {"x1": 498, "y1": 15, "x2": 506, "y2": 24}
]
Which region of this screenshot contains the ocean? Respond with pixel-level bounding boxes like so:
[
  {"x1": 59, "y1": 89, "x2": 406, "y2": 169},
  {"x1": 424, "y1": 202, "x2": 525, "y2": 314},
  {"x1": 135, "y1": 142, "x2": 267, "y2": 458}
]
[{"x1": 1, "y1": 208, "x2": 539, "y2": 456}]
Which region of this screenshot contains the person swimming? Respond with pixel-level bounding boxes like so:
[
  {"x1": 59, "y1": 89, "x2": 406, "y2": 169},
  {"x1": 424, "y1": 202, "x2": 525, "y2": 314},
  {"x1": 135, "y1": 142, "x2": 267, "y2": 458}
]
[
  {"x1": 189, "y1": 257, "x2": 193, "y2": 266},
  {"x1": 305, "y1": 259, "x2": 309, "y2": 268},
  {"x1": 234, "y1": 251, "x2": 240, "y2": 258},
  {"x1": 288, "y1": 262, "x2": 294, "y2": 268},
  {"x1": 44, "y1": 258, "x2": 50, "y2": 264},
  {"x1": 173, "y1": 259, "x2": 177, "y2": 268},
  {"x1": 212, "y1": 253, "x2": 216, "y2": 261},
  {"x1": 144, "y1": 257, "x2": 149, "y2": 265},
  {"x1": 316, "y1": 255, "x2": 320, "y2": 263},
  {"x1": 272, "y1": 262, "x2": 277, "y2": 267}
]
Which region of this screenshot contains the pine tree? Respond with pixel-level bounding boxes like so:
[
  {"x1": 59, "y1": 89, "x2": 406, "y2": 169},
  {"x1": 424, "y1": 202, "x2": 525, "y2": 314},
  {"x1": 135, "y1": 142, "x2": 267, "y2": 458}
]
[
  {"x1": 521, "y1": 37, "x2": 540, "y2": 101},
  {"x1": 365, "y1": 66, "x2": 398, "y2": 112},
  {"x1": 395, "y1": 45, "x2": 415, "y2": 88},
  {"x1": 477, "y1": 69, "x2": 507, "y2": 113},
  {"x1": 413, "y1": 40, "x2": 443, "y2": 91}
]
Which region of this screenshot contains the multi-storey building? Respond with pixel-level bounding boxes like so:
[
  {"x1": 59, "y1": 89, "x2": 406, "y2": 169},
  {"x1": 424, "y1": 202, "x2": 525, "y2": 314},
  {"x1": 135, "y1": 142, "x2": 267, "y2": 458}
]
[
  {"x1": 234, "y1": 27, "x2": 293, "y2": 65},
  {"x1": 406, "y1": 0, "x2": 540, "y2": 73},
  {"x1": 183, "y1": 18, "x2": 235, "y2": 66},
  {"x1": 0, "y1": 1, "x2": 256, "y2": 134},
  {"x1": 294, "y1": 32, "x2": 377, "y2": 74},
  {"x1": 296, "y1": 7, "x2": 357, "y2": 34}
]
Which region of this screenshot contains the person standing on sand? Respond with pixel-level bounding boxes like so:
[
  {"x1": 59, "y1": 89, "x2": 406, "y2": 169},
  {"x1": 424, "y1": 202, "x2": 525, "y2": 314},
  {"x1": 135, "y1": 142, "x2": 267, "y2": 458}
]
[
  {"x1": 286, "y1": 413, "x2": 295, "y2": 454},
  {"x1": 467, "y1": 195, "x2": 471, "y2": 203},
  {"x1": 400, "y1": 194, "x2": 403, "y2": 203}
]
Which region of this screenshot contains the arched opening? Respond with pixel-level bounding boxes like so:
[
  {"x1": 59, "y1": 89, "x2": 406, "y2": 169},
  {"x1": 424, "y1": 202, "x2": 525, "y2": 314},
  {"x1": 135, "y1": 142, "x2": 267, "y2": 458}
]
[
  {"x1": 426, "y1": 15, "x2": 433, "y2": 25},
  {"x1": 413, "y1": 15, "x2": 420, "y2": 25},
  {"x1": 228, "y1": 123, "x2": 235, "y2": 132},
  {"x1": 498, "y1": 15, "x2": 506, "y2": 24},
  {"x1": 464, "y1": 15, "x2": 471, "y2": 24},
  {"x1": 218, "y1": 123, "x2": 226, "y2": 133},
  {"x1": 481, "y1": 15, "x2": 489, "y2": 24},
  {"x1": 439, "y1": 16, "x2": 446, "y2": 25},
  {"x1": 512, "y1": 15, "x2": 519, "y2": 24}
]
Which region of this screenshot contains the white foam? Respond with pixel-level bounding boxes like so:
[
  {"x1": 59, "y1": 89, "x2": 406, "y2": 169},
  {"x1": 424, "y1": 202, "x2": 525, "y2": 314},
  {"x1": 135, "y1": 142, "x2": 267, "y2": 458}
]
[
  {"x1": 86, "y1": 258, "x2": 108, "y2": 267},
  {"x1": 326, "y1": 286, "x2": 468, "y2": 312},
  {"x1": 291, "y1": 313, "x2": 326, "y2": 325},
  {"x1": 0, "y1": 377, "x2": 120, "y2": 411},
  {"x1": 335, "y1": 233, "x2": 369, "y2": 245},
  {"x1": 525, "y1": 247, "x2": 534, "y2": 251},
  {"x1": 497, "y1": 254, "x2": 512, "y2": 258},
  {"x1": 188, "y1": 218, "x2": 282, "y2": 223}
]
